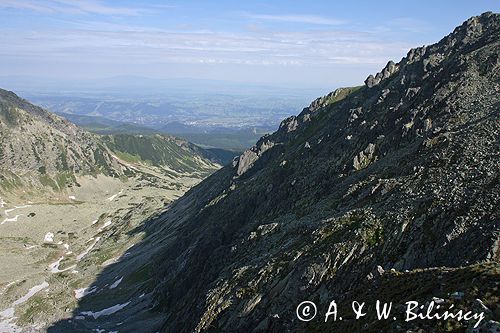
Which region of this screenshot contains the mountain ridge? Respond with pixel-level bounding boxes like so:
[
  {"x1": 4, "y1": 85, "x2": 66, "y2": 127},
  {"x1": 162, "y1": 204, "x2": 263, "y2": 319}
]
[
  {"x1": 45, "y1": 11, "x2": 500, "y2": 333},
  {"x1": 143, "y1": 11, "x2": 498, "y2": 332},
  {"x1": 0, "y1": 88, "x2": 221, "y2": 199}
]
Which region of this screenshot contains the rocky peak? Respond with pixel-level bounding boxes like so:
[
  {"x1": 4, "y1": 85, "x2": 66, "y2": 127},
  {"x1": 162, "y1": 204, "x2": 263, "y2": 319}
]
[
  {"x1": 364, "y1": 60, "x2": 399, "y2": 88},
  {"x1": 364, "y1": 11, "x2": 499, "y2": 89}
]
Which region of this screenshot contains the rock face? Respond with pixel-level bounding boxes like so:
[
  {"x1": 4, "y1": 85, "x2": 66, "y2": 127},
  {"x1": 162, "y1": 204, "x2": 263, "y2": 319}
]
[
  {"x1": 353, "y1": 143, "x2": 376, "y2": 170},
  {"x1": 364, "y1": 60, "x2": 399, "y2": 88},
  {"x1": 235, "y1": 140, "x2": 275, "y2": 176},
  {"x1": 49, "y1": 12, "x2": 500, "y2": 333}
]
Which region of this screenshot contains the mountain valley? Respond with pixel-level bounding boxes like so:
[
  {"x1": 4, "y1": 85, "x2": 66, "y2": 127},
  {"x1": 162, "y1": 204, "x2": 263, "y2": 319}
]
[
  {"x1": 0, "y1": 11, "x2": 498, "y2": 333},
  {"x1": 0, "y1": 89, "x2": 221, "y2": 332}
]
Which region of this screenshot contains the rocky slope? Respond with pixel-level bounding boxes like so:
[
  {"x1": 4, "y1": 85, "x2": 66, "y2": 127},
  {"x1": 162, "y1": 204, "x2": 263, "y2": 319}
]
[
  {"x1": 0, "y1": 89, "x2": 220, "y2": 200},
  {"x1": 101, "y1": 134, "x2": 225, "y2": 174},
  {"x1": 0, "y1": 89, "x2": 123, "y2": 197},
  {"x1": 49, "y1": 12, "x2": 499, "y2": 333}
]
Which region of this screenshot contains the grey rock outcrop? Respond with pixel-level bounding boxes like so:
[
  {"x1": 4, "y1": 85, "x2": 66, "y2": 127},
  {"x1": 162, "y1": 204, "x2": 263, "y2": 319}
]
[
  {"x1": 364, "y1": 60, "x2": 399, "y2": 88},
  {"x1": 353, "y1": 143, "x2": 376, "y2": 170}
]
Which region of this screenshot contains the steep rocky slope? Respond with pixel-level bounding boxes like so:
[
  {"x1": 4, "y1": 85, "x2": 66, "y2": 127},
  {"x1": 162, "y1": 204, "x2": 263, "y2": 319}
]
[
  {"x1": 0, "y1": 90, "x2": 220, "y2": 199},
  {"x1": 49, "y1": 12, "x2": 499, "y2": 333},
  {"x1": 0, "y1": 89, "x2": 123, "y2": 197}
]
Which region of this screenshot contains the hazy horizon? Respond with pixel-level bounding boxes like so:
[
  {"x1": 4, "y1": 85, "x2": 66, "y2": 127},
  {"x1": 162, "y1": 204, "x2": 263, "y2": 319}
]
[{"x1": 1, "y1": 0, "x2": 498, "y2": 92}]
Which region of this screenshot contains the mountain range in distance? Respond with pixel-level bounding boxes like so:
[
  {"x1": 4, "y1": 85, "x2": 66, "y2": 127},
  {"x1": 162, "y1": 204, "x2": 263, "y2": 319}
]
[
  {"x1": 18, "y1": 91, "x2": 297, "y2": 152},
  {"x1": 6, "y1": 76, "x2": 321, "y2": 131},
  {"x1": 55, "y1": 111, "x2": 273, "y2": 153},
  {"x1": 6, "y1": 77, "x2": 326, "y2": 154}
]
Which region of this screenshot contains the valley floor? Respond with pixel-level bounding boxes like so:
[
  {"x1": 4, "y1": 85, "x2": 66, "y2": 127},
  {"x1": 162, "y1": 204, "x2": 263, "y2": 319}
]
[{"x1": 0, "y1": 172, "x2": 203, "y2": 332}]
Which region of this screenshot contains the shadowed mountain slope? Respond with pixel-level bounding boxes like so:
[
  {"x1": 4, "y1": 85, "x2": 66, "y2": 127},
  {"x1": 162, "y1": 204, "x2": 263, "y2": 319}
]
[{"x1": 48, "y1": 12, "x2": 499, "y2": 333}]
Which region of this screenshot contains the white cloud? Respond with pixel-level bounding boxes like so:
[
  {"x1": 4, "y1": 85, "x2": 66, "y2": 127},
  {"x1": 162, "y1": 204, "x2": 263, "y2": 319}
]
[
  {"x1": 0, "y1": 23, "x2": 411, "y2": 67},
  {"x1": 0, "y1": 0, "x2": 152, "y2": 16},
  {"x1": 247, "y1": 13, "x2": 345, "y2": 26}
]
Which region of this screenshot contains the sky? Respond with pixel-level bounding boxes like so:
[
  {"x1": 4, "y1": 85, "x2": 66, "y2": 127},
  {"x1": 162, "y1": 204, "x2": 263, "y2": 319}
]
[{"x1": 0, "y1": 0, "x2": 498, "y2": 90}]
